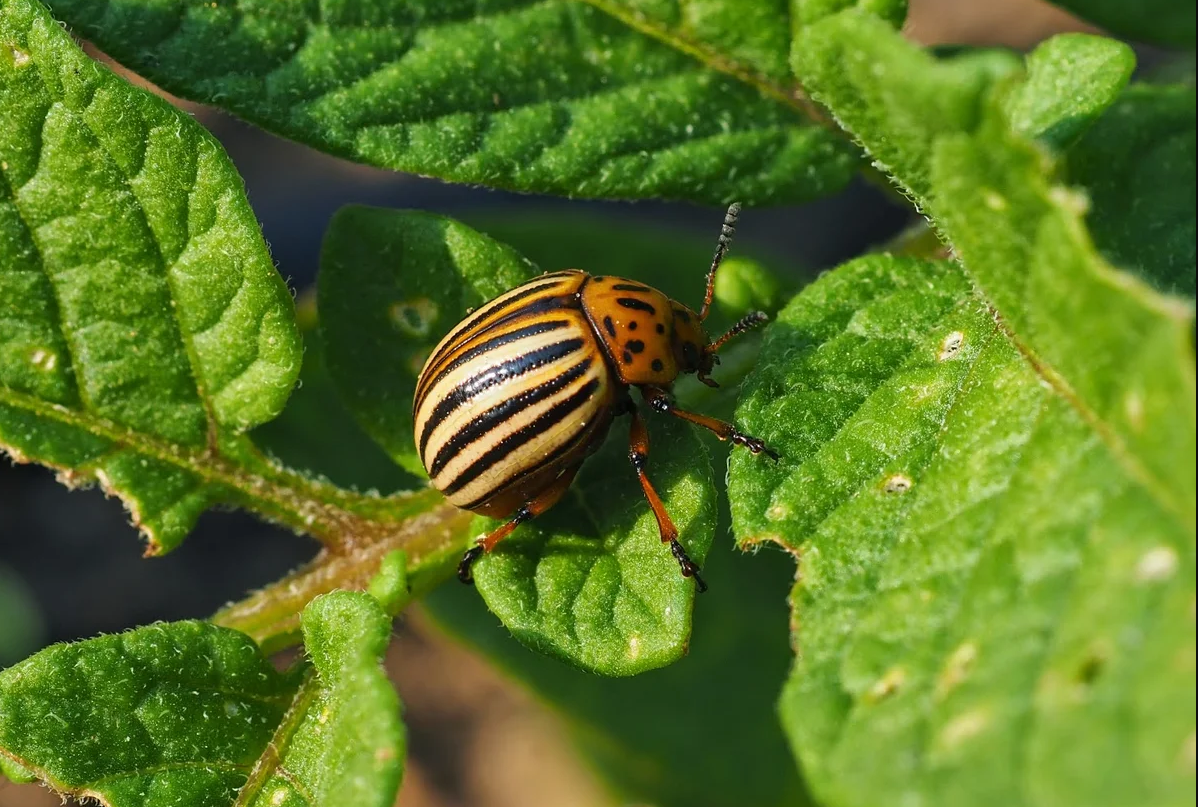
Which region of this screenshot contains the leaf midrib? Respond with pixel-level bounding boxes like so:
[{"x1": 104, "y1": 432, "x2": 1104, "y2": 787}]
[{"x1": 0, "y1": 383, "x2": 436, "y2": 544}]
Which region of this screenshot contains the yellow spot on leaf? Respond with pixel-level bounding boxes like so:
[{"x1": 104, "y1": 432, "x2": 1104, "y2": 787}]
[
  {"x1": 1136, "y1": 546, "x2": 1178, "y2": 582},
  {"x1": 390, "y1": 298, "x2": 439, "y2": 338},
  {"x1": 937, "y1": 708, "x2": 990, "y2": 750},
  {"x1": 937, "y1": 642, "x2": 978, "y2": 698},
  {"x1": 939, "y1": 331, "x2": 964, "y2": 361},
  {"x1": 868, "y1": 666, "x2": 905, "y2": 701}
]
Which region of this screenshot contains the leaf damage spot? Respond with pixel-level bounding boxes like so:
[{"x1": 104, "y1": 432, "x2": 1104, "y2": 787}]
[
  {"x1": 867, "y1": 666, "x2": 906, "y2": 702},
  {"x1": 938, "y1": 331, "x2": 964, "y2": 361},
  {"x1": 883, "y1": 473, "x2": 912, "y2": 494},
  {"x1": 1135, "y1": 546, "x2": 1178, "y2": 582},
  {"x1": 269, "y1": 786, "x2": 289, "y2": 806},
  {"x1": 8, "y1": 45, "x2": 31, "y2": 67},
  {"x1": 936, "y1": 641, "x2": 978, "y2": 697},
  {"x1": 29, "y1": 348, "x2": 58, "y2": 371},
  {"x1": 982, "y1": 190, "x2": 1007, "y2": 211},
  {"x1": 766, "y1": 503, "x2": 791, "y2": 521},
  {"x1": 936, "y1": 708, "x2": 990, "y2": 750},
  {"x1": 1124, "y1": 389, "x2": 1145, "y2": 432},
  {"x1": 1049, "y1": 185, "x2": 1091, "y2": 215},
  {"x1": 627, "y1": 634, "x2": 641, "y2": 660},
  {"x1": 389, "y1": 298, "x2": 439, "y2": 338}
]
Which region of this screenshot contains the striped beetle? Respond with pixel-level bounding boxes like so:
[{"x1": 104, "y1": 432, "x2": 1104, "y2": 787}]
[{"x1": 413, "y1": 204, "x2": 777, "y2": 591}]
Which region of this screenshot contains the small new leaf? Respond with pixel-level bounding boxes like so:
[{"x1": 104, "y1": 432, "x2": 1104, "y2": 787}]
[
  {"x1": 238, "y1": 592, "x2": 405, "y2": 807},
  {"x1": 42, "y1": 0, "x2": 859, "y2": 205}
]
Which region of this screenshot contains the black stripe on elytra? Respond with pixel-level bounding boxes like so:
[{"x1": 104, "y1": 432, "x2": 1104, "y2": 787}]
[
  {"x1": 430, "y1": 357, "x2": 593, "y2": 477},
  {"x1": 419, "y1": 337, "x2": 584, "y2": 458},
  {"x1": 461, "y1": 414, "x2": 600, "y2": 510},
  {"x1": 417, "y1": 319, "x2": 571, "y2": 414},
  {"x1": 419, "y1": 279, "x2": 570, "y2": 390},
  {"x1": 603, "y1": 315, "x2": 616, "y2": 337},
  {"x1": 443, "y1": 377, "x2": 601, "y2": 496},
  {"x1": 617, "y1": 297, "x2": 656, "y2": 314},
  {"x1": 611, "y1": 283, "x2": 651, "y2": 292},
  {"x1": 417, "y1": 293, "x2": 574, "y2": 407}
]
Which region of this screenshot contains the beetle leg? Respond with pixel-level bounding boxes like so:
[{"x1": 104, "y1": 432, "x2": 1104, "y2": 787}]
[
  {"x1": 458, "y1": 462, "x2": 582, "y2": 585},
  {"x1": 642, "y1": 387, "x2": 780, "y2": 461},
  {"x1": 628, "y1": 405, "x2": 708, "y2": 593}
]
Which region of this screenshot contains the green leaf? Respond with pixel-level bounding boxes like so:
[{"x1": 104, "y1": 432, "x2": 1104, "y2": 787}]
[
  {"x1": 730, "y1": 254, "x2": 1195, "y2": 807},
  {"x1": 1064, "y1": 83, "x2": 1196, "y2": 297},
  {"x1": 793, "y1": 13, "x2": 1195, "y2": 525},
  {"x1": 238, "y1": 591, "x2": 405, "y2": 807},
  {"x1": 0, "y1": 564, "x2": 43, "y2": 668},
  {"x1": 1005, "y1": 34, "x2": 1134, "y2": 148},
  {"x1": 425, "y1": 538, "x2": 811, "y2": 807},
  {"x1": 42, "y1": 0, "x2": 858, "y2": 206},
  {"x1": 0, "y1": 620, "x2": 299, "y2": 805},
  {"x1": 0, "y1": 593, "x2": 405, "y2": 807},
  {"x1": 320, "y1": 208, "x2": 726, "y2": 675},
  {"x1": 793, "y1": 0, "x2": 908, "y2": 28},
  {"x1": 319, "y1": 208, "x2": 536, "y2": 478},
  {"x1": 1045, "y1": 0, "x2": 1195, "y2": 48},
  {"x1": 0, "y1": 0, "x2": 447, "y2": 561}
]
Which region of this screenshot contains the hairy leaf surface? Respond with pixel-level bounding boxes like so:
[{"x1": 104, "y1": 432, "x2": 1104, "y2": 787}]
[
  {"x1": 0, "y1": 621, "x2": 300, "y2": 805},
  {"x1": 731, "y1": 13, "x2": 1197, "y2": 807},
  {"x1": 44, "y1": 0, "x2": 860, "y2": 205}
]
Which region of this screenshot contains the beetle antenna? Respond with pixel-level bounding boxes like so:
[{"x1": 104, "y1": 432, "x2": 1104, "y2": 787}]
[
  {"x1": 700, "y1": 202, "x2": 740, "y2": 321},
  {"x1": 708, "y1": 310, "x2": 769, "y2": 354}
]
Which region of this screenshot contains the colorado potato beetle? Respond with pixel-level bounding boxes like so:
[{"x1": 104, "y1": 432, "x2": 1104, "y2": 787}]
[{"x1": 413, "y1": 204, "x2": 777, "y2": 592}]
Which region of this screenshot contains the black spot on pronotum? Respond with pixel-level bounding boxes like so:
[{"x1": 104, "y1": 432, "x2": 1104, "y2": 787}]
[
  {"x1": 612, "y1": 283, "x2": 651, "y2": 293},
  {"x1": 617, "y1": 297, "x2": 656, "y2": 314},
  {"x1": 674, "y1": 308, "x2": 691, "y2": 323},
  {"x1": 622, "y1": 350, "x2": 633, "y2": 364},
  {"x1": 628, "y1": 320, "x2": 638, "y2": 331},
  {"x1": 603, "y1": 315, "x2": 616, "y2": 337},
  {"x1": 651, "y1": 359, "x2": 664, "y2": 372},
  {"x1": 655, "y1": 323, "x2": 665, "y2": 334},
  {"x1": 627, "y1": 339, "x2": 645, "y2": 353}
]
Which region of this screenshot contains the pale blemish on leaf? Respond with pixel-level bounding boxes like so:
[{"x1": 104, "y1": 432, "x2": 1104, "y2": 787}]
[
  {"x1": 935, "y1": 708, "x2": 990, "y2": 750},
  {"x1": 1124, "y1": 389, "x2": 1145, "y2": 431},
  {"x1": 982, "y1": 190, "x2": 1007, "y2": 211},
  {"x1": 766, "y1": 503, "x2": 792, "y2": 521},
  {"x1": 8, "y1": 44, "x2": 30, "y2": 67},
  {"x1": 29, "y1": 348, "x2": 57, "y2": 371},
  {"x1": 936, "y1": 642, "x2": 978, "y2": 698},
  {"x1": 867, "y1": 666, "x2": 906, "y2": 701},
  {"x1": 628, "y1": 635, "x2": 641, "y2": 660},
  {"x1": 389, "y1": 298, "x2": 439, "y2": 338},
  {"x1": 1135, "y1": 546, "x2": 1178, "y2": 582},
  {"x1": 1049, "y1": 185, "x2": 1091, "y2": 215},
  {"x1": 883, "y1": 473, "x2": 912, "y2": 494},
  {"x1": 938, "y1": 331, "x2": 965, "y2": 361}
]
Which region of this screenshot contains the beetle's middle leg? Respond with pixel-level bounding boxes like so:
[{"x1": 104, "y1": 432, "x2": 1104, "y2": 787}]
[
  {"x1": 458, "y1": 462, "x2": 582, "y2": 584},
  {"x1": 641, "y1": 386, "x2": 779, "y2": 460},
  {"x1": 627, "y1": 404, "x2": 707, "y2": 593}
]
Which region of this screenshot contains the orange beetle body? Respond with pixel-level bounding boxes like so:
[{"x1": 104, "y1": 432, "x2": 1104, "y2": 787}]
[{"x1": 413, "y1": 205, "x2": 776, "y2": 591}]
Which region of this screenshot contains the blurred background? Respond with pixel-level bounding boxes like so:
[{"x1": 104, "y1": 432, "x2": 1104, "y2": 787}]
[{"x1": 0, "y1": 1, "x2": 1141, "y2": 805}]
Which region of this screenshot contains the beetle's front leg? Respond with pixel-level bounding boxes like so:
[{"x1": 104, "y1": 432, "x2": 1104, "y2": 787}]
[
  {"x1": 640, "y1": 386, "x2": 779, "y2": 460},
  {"x1": 627, "y1": 403, "x2": 707, "y2": 592},
  {"x1": 458, "y1": 462, "x2": 583, "y2": 584}
]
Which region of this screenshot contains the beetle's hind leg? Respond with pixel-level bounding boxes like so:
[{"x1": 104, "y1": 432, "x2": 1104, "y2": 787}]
[
  {"x1": 642, "y1": 386, "x2": 779, "y2": 460},
  {"x1": 458, "y1": 463, "x2": 582, "y2": 584},
  {"x1": 627, "y1": 404, "x2": 708, "y2": 593}
]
